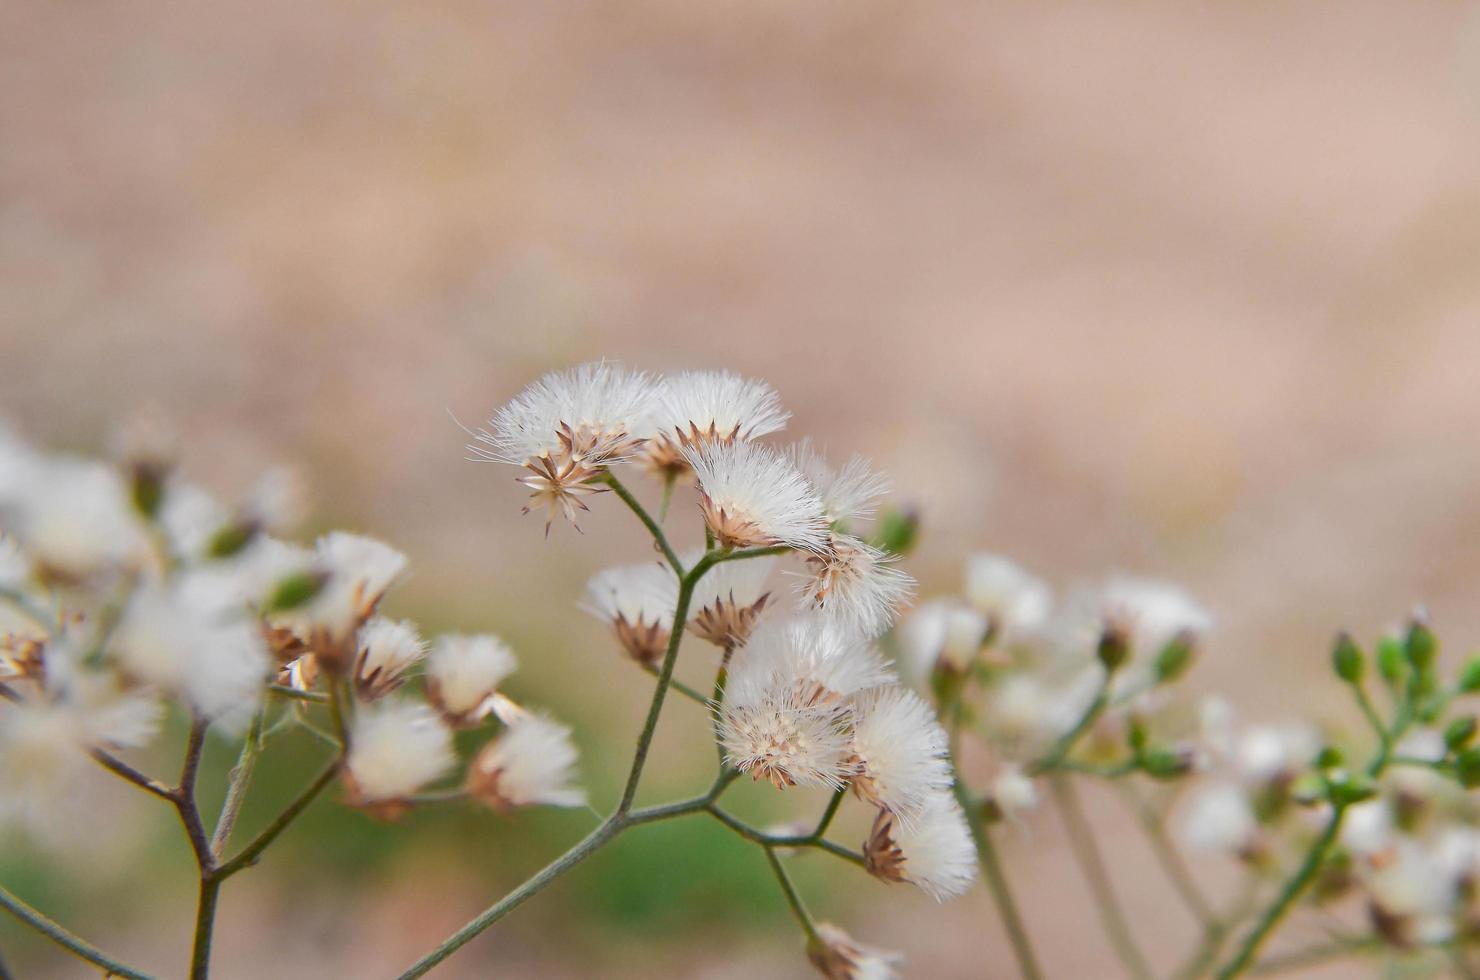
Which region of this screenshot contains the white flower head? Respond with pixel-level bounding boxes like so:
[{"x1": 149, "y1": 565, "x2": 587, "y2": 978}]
[
  {"x1": 807, "y1": 923, "x2": 903, "y2": 980},
  {"x1": 344, "y1": 701, "x2": 455, "y2": 810},
  {"x1": 686, "y1": 441, "x2": 830, "y2": 553},
  {"x1": 864, "y1": 794, "x2": 978, "y2": 901},
  {"x1": 787, "y1": 441, "x2": 891, "y2": 530},
  {"x1": 583, "y1": 560, "x2": 679, "y2": 665},
  {"x1": 726, "y1": 614, "x2": 896, "y2": 708},
  {"x1": 469, "y1": 362, "x2": 660, "y2": 532},
  {"x1": 1342, "y1": 799, "x2": 1394, "y2": 858},
  {"x1": 1235, "y1": 724, "x2": 1318, "y2": 785},
  {"x1": 276, "y1": 532, "x2": 407, "y2": 658},
  {"x1": 963, "y1": 554, "x2": 1052, "y2": 644},
  {"x1": 898, "y1": 600, "x2": 991, "y2": 682},
  {"x1": 1179, "y1": 783, "x2": 1258, "y2": 856},
  {"x1": 1364, "y1": 840, "x2": 1457, "y2": 946},
  {"x1": 113, "y1": 575, "x2": 271, "y2": 720},
  {"x1": 849, "y1": 686, "x2": 953, "y2": 824},
  {"x1": 686, "y1": 551, "x2": 775, "y2": 651},
  {"x1": 353, "y1": 617, "x2": 427, "y2": 701},
  {"x1": 1096, "y1": 576, "x2": 1212, "y2": 659},
  {"x1": 991, "y1": 766, "x2": 1040, "y2": 820},
  {"x1": 158, "y1": 481, "x2": 231, "y2": 562},
  {"x1": 468, "y1": 714, "x2": 586, "y2": 810},
  {"x1": 719, "y1": 681, "x2": 855, "y2": 790},
  {"x1": 3, "y1": 455, "x2": 150, "y2": 580},
  {"x1": 424, "y1": 634, "x2": 518, "y2": 727},
  {"x1": 799, "y1": 534, "x2": 914, "y2": 637},
  {"x1": 646, "y1": 370, "x2": 790, "y2": 476}
]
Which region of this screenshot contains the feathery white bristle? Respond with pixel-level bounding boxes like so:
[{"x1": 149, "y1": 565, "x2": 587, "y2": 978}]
[
  {"x1": 686, "y1": 440, "x2": 830, "y2": 552},
  {"x1": 471, "y1": 361, "x2": 659, "y2": 464},
  {"x1": 719, "y1": 680, "x2": 855, "y2": 790},
  {"x1": 886, "y1": 794, "x2": 979, "y2": 901},
  {"x1": 355, "y1": 617, "x2": 427, "y2": 698},
  {"x1": 582, "y1": 560, "x2": 678, "y2": 628},
  {"x1": 726, "y1": 614, "x2": 896, "y2": 706},
  {"x1": 346, "y1": 701, "x2": 455, "y2": 802},
  {"x1": 425, "y1": 633, "x2": 518, "y2": 719},
  {"x1": 654, "y1": 370, "x2": 789, "y2": 443},
  {"x1": 798, "y1": 534, "x2": 914, "y2": 637},
  {"x1": 471, "y1": 714, "x2": 586, "y2": 808},
  {"x1": 788, "y1": 441, "x2": 890, "y2": 527},
  {"x1": 849, "y1": 686, "x2": 952, "y2": 823}
]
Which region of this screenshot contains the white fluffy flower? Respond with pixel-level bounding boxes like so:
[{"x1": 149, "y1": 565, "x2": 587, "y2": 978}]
[
  {"x1": 469, "y1": 362, "x2": 659, "y2": 531},
  {"x1": 719, "y1": 681, "x2": 855, "y2": 790},
  {"x1": 798, "y1": 534, "x2": 914, "y2": 637},
  {"x1": 963, "y1": 554, "x2": 1052, "y2": 643},
  {"x1": 277, "y1": 532, "x2": 407, "y2": 647},
  {"x1": 1179, "y1": 783, "x2": 1258, "y2": 855},
  {"x1": 849, "y1": 686, "x2": 953, "y2": 823},
  {"x1": 583, "y1": 560, "x2": 679, "y2": 664},
  {"x1": 865, "y1": 794, "x2": 978, "y2": 901},
  {"x1": 686, "y1": 550, "x2": 775, "y2": 651},
  {"x1": 424, "y1": 634, "x2": 518, "y2": 727},
  {"x1": 645, "y1": 371, "x2": 789, "y2": 475},
  {"x1": 345, "y1": 701, "x2": 455, "y2": 804},
  {"x1": 353, "y1": 617, "x2": 427, "y2": 700},
  {"x1": 899, "y1": 601, "x2": 991, "y2": 681},
  {"x1": 687, "y1": 441, "x2": 830, "y2": 553},
  {"x1": 726, "y1": 614, "x2": 896, "y2": 707},
  {"x1": 113, "y1": 575, "x2": 271, "y2": 719},
  {"x1": 1095, "y1": 576, "x2": 1212, "y2": 657},
  {"x1": 158, "y1": 481, "x2": 231, "y2": 562},
  {"x1": 1363, "y1": 840, "x2": 1457, "y2": 946},
  {"x1": 468, "y1": 714, "x2": 586, "y2": 810},
  {"x1": 1342, "y1": 799, "x2": 1394, "y2": 858},
  {"x1": 788, "y1": 442, "x2": 890, "y2": 528},
  {"x1": 2, "y1": 454, "x2": 150, "y2": 579},
  {"x1": 1235, "y1": 724, "x2": 1318, "y2": 784},
  {"x1": 808, "y1": 923, "x2": 903, "y2": 980},
  {"x1": 991, "y1": 767, "x2": 1039, "y2": 819}
]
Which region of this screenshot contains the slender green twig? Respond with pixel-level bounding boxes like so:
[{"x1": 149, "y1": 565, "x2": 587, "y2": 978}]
[
  {"x1": 211, "y1": 711, "x2": 265, "y2": 860},
  {"x1": 1117, "y1": 783, "x2": 1214, "y2": 928},
  {"x1": 267, "y1": 684, "x2": 328, "y2": 703},
  {"x1": 1029, "y1": 677, "x2": 1111, "y2": 777},
  {"x1": 638, "y1": 662, "x2": 708, "y2": 706},
  {"x1": 765, "y1": 847, "x2": 820, "y2": 943},
  {"x1": 657, "y1": 472, "x2": 676, "y2": 524},
  {"x1": 214, "y1": 759, "x2": 341, "y2": 878},
  {"x1": 92, "y1": 749, "x2": 175, "y2": 800},
  {"x1": 0, "y1": 883, "x2": 154, "y2": 980},
  {"x1": 602, "y1": 472, "x2": 683, "y2": 575},
  {"x1": 1051, "y1": 775, "x2": 1153, "y2": 980},
  {"x1": 703, "y1": 804, "x2": 867, "y2": 865},
  {"x1": 1245, "y1": 937, "x2": 1380, "y2": 975},
  {"x1": 812, "y1": 788, "x2": 846, "y2": 839}
]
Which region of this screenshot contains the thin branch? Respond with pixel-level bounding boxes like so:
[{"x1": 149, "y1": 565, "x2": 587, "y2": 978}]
[
  {"x1": 602, "y1": 472, "x2": 683, "y2": 575},
  {"x1": 765, "y1": 846, "x2": 820, "y2": 943},
  {"x1": 638, "y1": 662, "x2": 708, "y2": 706},
  {"x1": 267, "y1": 684, "x2": 328, "y2": 703},
  {"x1": 214, "y1": 758, "x2": 341, "y2": 878},
  {"x1": 0, "y1": 883, "x2": 154, "y2": 980},
  {"x1": 91, "y1": 749, "x2": 175, "y2": 801},
  {"x1": 211, "y1": 711, "x2": 265, "y2": 860}
]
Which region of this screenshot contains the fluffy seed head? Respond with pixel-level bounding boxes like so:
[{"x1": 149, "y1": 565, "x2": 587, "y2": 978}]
[
  {"x1": 719, "y1": 681, "x2": 855, "y2": 790},
  {"x1": 807, "y1": 923, "x2": 903, "y2": 980},
  {"x1": 424, "y1": 634, "x2": 518, "y2": 727},
  {"x1": 864, "y1": 795, "x2": 978, "y2": 900},
  {"x1": 726, "y1": 614, "x2": 896, "y2": 708},
  {"x1": 849, "y1": 686, "x2": 953, "y2": 823},
  {"x1": 686, "y1": 551, "x2": 775, "y2": 651},
  {"x1": 788, "y1": 441, "x2": 891, "y2": 529},
  {"x1": 799, "y1": 534, "x2": 914, "y2": 637},
  {"x1": 687, "y1": 441, "x2": 830, "y2": 552},
  {"x1": 467, "y1": 714, "x2": 586, "y2": 810},
  {"x1": 583, "y1": 561, "x2": 678, "y2": 665},
  {"x1": 344, "y1": 701, "x2": 455, "y2": 812},
  {"x1": 646, "y1": 371, "x2": 789, "y2": 475},
  {"x1": 353, "y1": 617, "x2": 427, "y2": 701}
]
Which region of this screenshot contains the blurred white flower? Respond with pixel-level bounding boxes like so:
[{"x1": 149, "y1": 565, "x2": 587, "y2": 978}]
[
  {"x1": 962, "y1": 554, "x2": 1052, "y2": 644},
  {"x1": 424, "y1": 633, "x2": 518, "y2": 727},
  {"x1": 353, "y1": 617, "x2": 427, "y2": 701},
  {"x1": 807, "y1": 923, "x2": 902, "y2": 980},
  {"x1": 898, "y1": 601, "x2": 991, "y2": 681},
  {"x1": 468, "y1": 714, "x2": 586, "y2": 810},
  {"x1": 344, "y1": 701, "x2": 455, "y2": 808},
  {"x1": 1179, "y1": 783, "x2": 1258, "y2": 856}
]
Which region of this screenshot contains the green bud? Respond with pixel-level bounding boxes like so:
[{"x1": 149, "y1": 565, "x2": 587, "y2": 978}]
[
  {"x1": 1326, "y1": 773, "x2": 1378, "y2": 807},
  {"x1": 1446, "y1": 717, "x2": 1477, "y2": 752},
  {"x1": 206, "y1": 520, "x2": 257, "y2": 560},
  {"x1": 1331, "y1": 633, "x2": 1364, "y2": 684},
  {"x1": 870, "y1": 507, "x2": 920, "y2": 557},
  {"x1": 1126, "y1": 716, "x2": 1149, "y2": 753},
  {"x1": 263, "y1": 570, "x2": 325, "y2": 614},
  {"x1": 1457, "y1": 748, "x2": 1480, "y2": 789},
  {"x1": 1141, "y1": 747, "x2": 1192, "y2": 780},
  {"x1": 129, "y1": 464, "x2": 168, "y2": 520},
  {"x1": 1154, "y1": 634, "x2": 1196, "y2": 685},
  {"x1": 1097, "y1": 625, "x2": 1130, "y2": 673},
  {"x1": 1314, "y1": 746, "x2": 1344, "y2": 770},
  {"x1": 1459, "y1": 657, "x2": 1480, "y2": 694},
  {"x1": 1377, "y1": 636, "x2": 1407, "y2": 687},
  {"x1": 1406, "y1": 617, "x2": 1438, "y2": 674}
]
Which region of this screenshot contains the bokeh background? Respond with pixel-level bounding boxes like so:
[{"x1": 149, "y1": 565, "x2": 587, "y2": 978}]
[{"x1": 5, "y1": 1, "x2": 1480, "y2": 976}]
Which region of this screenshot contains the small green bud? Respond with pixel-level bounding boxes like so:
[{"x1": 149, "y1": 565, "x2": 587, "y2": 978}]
[
  {"x1": 1377, "y1": 636, "x2": 1407, "y2": 687},
  {"x1": 1331, "y1": 633, "x2": 1364, "y2": 684},
  {"x1": 1314, "y1": 746, "x2": 1344, "y2": 770},
  {"x1": 870, "y1": 507, "x2": 920, "y2": 557},
  {"x1": 1459, "y1": 657, "x2": 1480, "y2": 694},
  {"x1": 1097, "y1": 624, "x2": 1130, "y2": 673},
  {"x1": 1126, "y1": 716, "x2": 1149, "y2": 753},
  {"x1": 1141, "y1": 747, "x2": 1192, "y2": 780},
  {"x1": 1446, "y1": 717, "x2": 1477, "y2": 752},
  {"x1": 1457, "y1": 748, "x2": 1480, "y2": 789},
  {"x1": 263, "y1": 570, "x2": 325, "y2": 614},
  {"x1": 1154, "y1": 633, "x2": 1196, "y2": 685},
  {"x1": 207, "y1": 520, "x2": 258, "y2": 560},
  {"x1": 1405, "y1": 617, "x2": 1438, "y2": 673},
  {"x1": 1326, "y1": 773, "x2": 1377, "y2": 807},
  {"x1": 129, "y1": 464, "x2": 168, "y2": 520}
]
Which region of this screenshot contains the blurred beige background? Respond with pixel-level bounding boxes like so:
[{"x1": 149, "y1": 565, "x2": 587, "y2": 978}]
[{"x1": 4, "y1": 1, "x2": 1480, "y2": 976}]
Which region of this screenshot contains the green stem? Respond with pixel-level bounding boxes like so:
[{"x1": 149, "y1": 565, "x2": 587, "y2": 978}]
[
  {"x1": 1118, "y1": 783, "x2": 1214, "y2": 927},
  {"x1": 214, "y1": 759, "x2": 341, "y2": 879},
  {"x1": 1051, "y1": 775, "x2": 1153, "y2": 980},
  {"x1": 639, "y1": 662, "x2": 708, "y2": 706},
  {"x1": 658, "y1": 472, "x2": 676, "y2": 523},
  {"x1": 211, "y1": 712, "x2": 265, "y2": 860},
  {"x1": 812, "y1": 788, "x2": 846, "y2": 839},
  {"x1": 764, "y1": 847, "x2": 819, "y2": 943},
  {"x1": 188, "y1": 878, "x2": 222, "y2": 980},
  {"x1": 267, "y1": 684, "x2": 328, "y2": 703},
  {"x1": 1029, "y1": 675, "x2": 1111, "y2": 776},
  {"x1": 0, "y1": 883, "x2": 154, "y2": 979},
  {"x1": 92, "y1": 749, "x2": 175, "y2": 801},
  {"x1": 602, "y1": 472, "x2": 683, "y2": 575},
  {"x1": 703, "y1": 804, "x2": 866, "y2": 865},
  {"x1": 956, "y1": 783, "x2": 1044, "y2": 980}
]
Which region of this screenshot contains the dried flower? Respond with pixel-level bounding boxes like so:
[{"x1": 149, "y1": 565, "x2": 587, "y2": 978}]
[
  {"x1": 353, "y1": 617, "x2": 427, "y2": 701},
  {"x1": 788, "y1": 442, "x2": 891, "y2": 530},
  {"x1": 725, "y1": 615, "x2": 896, "y2": 708},
  {"x1": 687, "y1": 441, "x2": 830, "y2": 552},
  {"x1": 424, "y1": 633, "x2": 518, "y2": 727},
  {"x1": 806, "y1": 923, "x2": 902, "y2": 980},
  {"x1": 343, "y1": 701, "x2": 455, "y2": 816},
  {"x1": 467, "y1": 714, "x2": 586, "y2": 811},
  {"x1": 646, "y1": 370, "x2": 790, "y2": 476},
  {"x1": 583, "y1": 560, "x2": 678, "y2": 665},
  {"x1": 849, "y1": 686, "x2": 952, "y2": 823},
  {"x1": 687, "y1": 551, "x2": 775, "y2": 652},
  {"x1": 719, "y1": 681, "x2": 855, "y2": 790},
  {"x1": 799, "y1": 534, "x2": 914, "y2": 637},
  {"x1": 863, "y1": 795, "x2": 978, "y2": 900}
]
